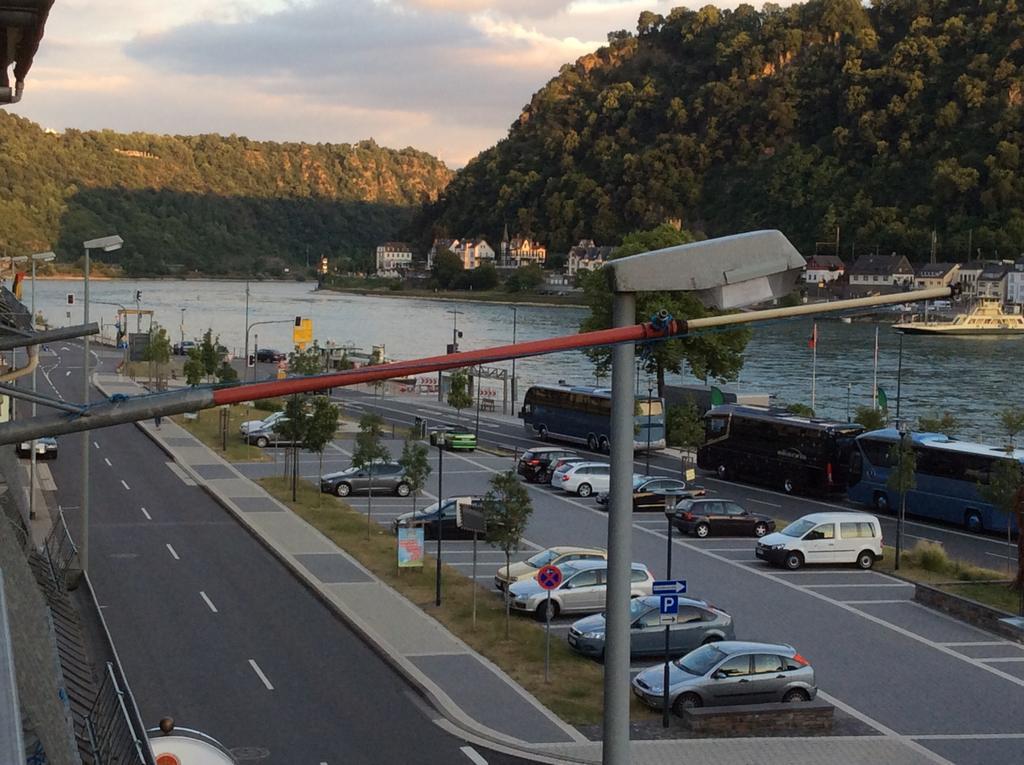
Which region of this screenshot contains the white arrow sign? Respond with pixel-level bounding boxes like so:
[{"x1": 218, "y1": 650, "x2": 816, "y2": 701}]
[{"x1": 652, "y1": 579, "x2": 687, "y2": 595}]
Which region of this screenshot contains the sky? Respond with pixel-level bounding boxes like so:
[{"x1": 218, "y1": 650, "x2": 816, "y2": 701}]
[{"x1": 13, "y1": 1, "x2": 799, "y2": 166}]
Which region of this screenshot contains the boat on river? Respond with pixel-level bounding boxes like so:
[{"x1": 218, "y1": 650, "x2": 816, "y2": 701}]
[{"x1": 893, "y1": 299, "x2": 1024, "y2": 336}]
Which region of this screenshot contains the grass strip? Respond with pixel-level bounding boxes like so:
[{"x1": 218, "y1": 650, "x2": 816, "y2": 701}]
[
  {"x1": 173, "y1": 404, "x2": 270, "y2": 463},
  {"x1": 258, "y1": 475, "x2": 656, "y2": 725}
]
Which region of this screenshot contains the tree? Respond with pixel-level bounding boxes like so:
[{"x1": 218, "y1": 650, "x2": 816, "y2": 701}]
[
  {"x1": 398, "y1": 437, "x2": 432, "y2": 517},
  {"x1": 432, "y1": 249, "x2": 463, "y2": 289},
  {"x1": 666, "y1": 401, "x2": 704, "y2": 452},
  {"x1": 216, "y1": 360, "x2": 238, "y2": 383},
  {"x1": 199, "y1": 328, "x2": 220, "y2": 381},
  {"x1": 786, "y1": 403, "x2": 815, "y2": 418},
  {"x1": 579, "y1": 224, "x2": 752, "y2": 396},
  {"x1": 289, "y1": 345, "x2": 322, "y2": 376},
  {"x1": 304, "y1": 396, "x2": 340, "y2": 501},
  {"x1": 1002, "y1": 407, "x2": 1024, "y2": 450},
  {"x1": 447, "y1": 370, "x2": 472, "y2": 420},
  {"x1": 854, "y1": 406, "x2": 886, "y2": 431},
  {"x1": 504, "y1": 264, "x2": 545, "y2": 293},
  {"x1": 918, "y1": 412, "x2": 959, "y2": 434},
  {"x1": 352, "y1": 412, "x2": 391, "y2": 538},
  {"x1": 980, "y1": 458, "x2": 1024, "y2": 592},
  {"x1": 183, "y1": 348, "x2": 204, "y2": 386},
  {"x1": 143, "y1": 324, "x2": 172, "y2": 389},
  {"x1": 887, "y1": 434, "x2": 917, "y2": 570},
  {"x1": 276, "y1": 395, "x2": 310, "y2": 500},
  {"x1": 482, "y1": 470, "x2": 534, "y2": 637}
]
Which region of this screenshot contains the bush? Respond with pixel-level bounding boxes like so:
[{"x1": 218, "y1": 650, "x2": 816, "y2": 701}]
[
  {"x1": 254, "y1": 397, "x2": 284, "y2": 412},
  {"x1": 909, "y1": 540, "x2": 951, "y2": 574}
]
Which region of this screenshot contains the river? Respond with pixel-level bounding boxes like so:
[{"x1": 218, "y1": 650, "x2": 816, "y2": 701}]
[{"x1": 24, "y1": 278, "x2": 1024, "y2": 442}]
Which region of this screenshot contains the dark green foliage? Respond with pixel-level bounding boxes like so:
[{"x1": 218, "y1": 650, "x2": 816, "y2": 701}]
[
  {"x1": 483, "y1": 470, "x2": 535, "y2": 637},
  {"x1": 275, "y1": 396, "x2": 310, "y2": 446},
  {"x1": 887, "y1": 436, "x2": 917, "y2": 498},
  {"x1": 0, "y1": 112, "x2": 451, "y2": 274},
  {"x1": 431, "y1": 249, "x2": 463, "y2": 288},
  {"x1": 447, "y1": 371, "x2": 473, "y2": 416},
  {"x1": 424, "y1": 2, "x2": 1024, "y2": 258},
  {"x1": 979, "y1": 458, "x2": 1024, "y2": 588},
  {"x1": 199, "y1": 329, "x2": 220, "y2": 380},
  {"x1": 854, "y1": 405, "x2": 886, "y2": 431},
  {"x1": 288, "y1": 346, "x2": 323, "y2": 376},
  {"x1": 183, "y1": 349, "x2": 204, "y2": 385},
  {"x1": 786, "y1": 403, "x2": 816, "y2": 418},
  {"x1": 305, "y1": 396, "x2": 341, "y2": 457},
  {"x1": 504, "y1": 265, "x2": 545, "y2": 292},
  {"x1": 666, "y1": 401, "x2": 704, "y2": 450},
  {"x1": 398, "y1": 438, "x2": 432, "y2": 514},
  {"x1": 1002, "y1": 407, "x2": 1024, "y2": 450},
  {"x1": 918, "y1": 412, "x2": 960, "y2": 434},
  {"x1": 216, "y1": 361, "x2": 239, "y2": 383}
]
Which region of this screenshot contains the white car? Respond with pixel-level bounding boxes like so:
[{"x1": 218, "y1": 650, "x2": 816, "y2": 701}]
[
  {"x1": 508, "y1": 559, "x2": 655, "y2": 621},
  {"x1": 239, "y1": 410, "x2": 285, "y2": 436},
  {"x1": 554, "y1": 461, "x2": 610, "y2": 497},
  {"x1": 756, "y1": 511, "x2": 883, "y2": 570}
]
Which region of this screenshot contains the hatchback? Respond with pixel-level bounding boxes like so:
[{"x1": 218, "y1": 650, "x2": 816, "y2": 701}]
[
  {"x1": 494, "y1": 546, "x2": 607, "y2": 590},
  {"x1": 517, "y1": 447, "x2": 578, "y2": 483},
  {"x1": 568, "y1": 596, "x2": 734, "y2": 659},
  {"x1": 595, "y1": 476, "x2": 706, "y2": 511},
  {"x1": 554, "y1": 462, "x2": 613, "y2": 497},
  {"x1": 320, "y1": 462, "x2": 411, "y2": 497},
  {"x1": 671, "y1": 499, "x2": 775, "y2": 538},
  {"x1": 392, "y1": 496, "x2": 483, "y2": 540},
  {"x1": 508, "y1": 559, "x2": 655, "y2": 621},
  {"x1": 239, "y1": 410, "x2": 285, "y2": 436},
  {"x1": 632, "y1": 641, "x2": 816, "y2": 714}
]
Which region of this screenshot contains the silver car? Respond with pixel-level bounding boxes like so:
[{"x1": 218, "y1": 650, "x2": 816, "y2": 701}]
[
  {"x1": 632, "y1": 641, "x2": 816, "y2": 715},
  {"x1": 567, "y1": 596, "x2": 734, "y2": 659},
  {"x1": 508, "y1": 559, "x2": 655, "y2": 621},
  {"x1": 320, "y1": 462, "x2": 411, "y2": 497}
]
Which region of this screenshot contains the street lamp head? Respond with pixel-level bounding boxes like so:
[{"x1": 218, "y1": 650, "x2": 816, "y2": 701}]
[
  {"x1": 30, "y1": 251, "x2": 57, "y2": 262},
  {"x1": 604, "y1": 229, "x2": 805, "y2": 310},
  {"x1": 83, "y1": 235, "x2": 124, "y2": 253},
  {"x1": 897, "y1": 418, "x2": 910, "y2": 436}
]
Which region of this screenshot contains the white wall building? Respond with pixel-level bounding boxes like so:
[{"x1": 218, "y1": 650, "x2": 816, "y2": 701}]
[{"x1": 375, "y1": 242, "x2": 413, "y2": 277}]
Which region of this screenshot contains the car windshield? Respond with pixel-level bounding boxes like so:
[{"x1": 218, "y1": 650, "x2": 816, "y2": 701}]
[
  {"x1": 781, "y1": 519, "x2": 817, "y2": 538},
  {"x1": 632, "y1": 475, "x2": 652, "y2": 489},
  {"x1": 675, "y1": 644, "x2": 727, "y2": 676},
  {"x1": 526, "y1": 549, "x2": 558, "y2": 568},
  {"x1": 629, "y1": 598, "x2": 652, "y2": 620}
]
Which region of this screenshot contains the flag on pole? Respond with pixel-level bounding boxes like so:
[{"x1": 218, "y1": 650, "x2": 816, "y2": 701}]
[
  {"x1": 12, "y1": 272, "x2": 25, "y2": 301},
  {"x1": 808, "y1": 323, "x2": 818, "y2": 350},
  {"x1": 710, "y1": 386, "x2": 725, "y2": 406},
  {"x1": 877, "y1": 387, "x2": 888, "y2": 411}
]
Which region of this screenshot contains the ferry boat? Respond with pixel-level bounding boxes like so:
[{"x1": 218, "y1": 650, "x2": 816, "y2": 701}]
[{"x1": 893, "y1": 299, "x2": 1024, "y2": 336}]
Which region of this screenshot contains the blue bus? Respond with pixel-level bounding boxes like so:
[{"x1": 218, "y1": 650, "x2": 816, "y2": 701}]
[
  {"x1": 519, "y1": 385, "x2": 666, "y2": 452},
  {"x1": 848, "y1": 429, "x2": 1024, "y2": 534}
]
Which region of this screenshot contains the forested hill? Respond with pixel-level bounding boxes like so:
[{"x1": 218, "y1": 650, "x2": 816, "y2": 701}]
[
  {"x1": 424, "y1": 0, "x2": 1024, "y2": 258},
  {"x1": 0, "y1": 111, "x2": 452, "y2": 275}
]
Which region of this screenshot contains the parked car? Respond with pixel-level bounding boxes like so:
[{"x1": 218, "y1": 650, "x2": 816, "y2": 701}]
[
  {"x1": 16, "y1": 436, "x2": 57, "y2": 459},
  {"x1": 392, "y1": 496, "x2": 482, "y2": 540},
  {"x1": 671, "y1": 498, "x2": 775, "y2": 538},
  {"x1": 517, "y1": 447, "x2": 578, "y2": 483},
  {"x1": 508, "y1": 559, "x2": 655, "y2": 621},
  {"x1": 429, "y1": 426, "x2": 476, "y2": 451},
  {"x1": 245, "y1": 420, "x2": 298, "y2": 448},
  {"x1": 632, "y1": 641, "x2": 816, "y2": 714},
  {"x1": 548, "y1": 458, "x2": 588, "y2": 486},
  {"x1": 320, "y1": 462, "x2": 411, "y2": 497},
  {"x1": 551, "y1": 461, "x2": 608, "y2": 497},
  {"x1": 239, "y1": 410, "x2": 285, "y2": 437},
  {"x1": 494, "y1": 546, "x2": 607, "y2": 590},
  {"x1": 172, "y1": 339, "x2": 198, "y2": 356},
  {"x1": 545, "y1": 455, "x2": 587, "y2": 482},
  {"x1": 568, "y1": 596, "x2": 734, "y2": 659},
  {"x1": 595, "y1": 476, "x2": 706, "y2": 511},
  {"x1": 256, "y1": 348, "x2": 287, "y2": 363},
  {"x1": 755, "y1": 511, "x2": 883, "y2": 570}
]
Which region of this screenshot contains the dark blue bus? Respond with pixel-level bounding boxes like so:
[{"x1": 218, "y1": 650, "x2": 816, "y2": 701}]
[{"x1": 519, "y1": 385, "x2": 666, "y2": 452}]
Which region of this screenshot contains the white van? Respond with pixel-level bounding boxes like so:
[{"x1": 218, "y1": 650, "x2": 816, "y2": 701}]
[{"x1": 755, "y1": 512, "x2": 883, "y2": 570}]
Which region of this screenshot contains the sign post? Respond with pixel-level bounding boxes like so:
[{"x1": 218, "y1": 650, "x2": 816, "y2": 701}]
[
  {"x1": 653, "y1": 578, "x2": 687, "y2": 726},
  {"x1": 459, "y1": 501, "x2": 487, "y2": 629},
  {"x1": 537, "y1": 564, "x2": 563, "y2": 683}
]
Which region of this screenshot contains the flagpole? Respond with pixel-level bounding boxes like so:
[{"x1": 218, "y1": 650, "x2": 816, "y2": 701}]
[
  {"x1": 811, "y1": 322, "x2": 817, "y2": 413},
  {"x1": 872, "y1": 325, "x2": 879, "y2": 410}
]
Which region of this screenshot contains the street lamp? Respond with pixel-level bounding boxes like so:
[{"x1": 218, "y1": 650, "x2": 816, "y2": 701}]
[
  {"x1": 81, "y1": 235, "x2": 123, "y2": 574},
  {"x1": 895, "y1": 418, "x2": 910, "y2": 571},
  {"x1": 179, "y1": 307, "x2": 187, "y2": 350},
  {"x1": 510, "y1": 306, "x2": 518, "y2": 412},
  {"x1": 245, "y1": 319, "x2": 293, "y2": 381},
  {"x1": 601, "y1": 230, "x2": 803, "y2": 764}
]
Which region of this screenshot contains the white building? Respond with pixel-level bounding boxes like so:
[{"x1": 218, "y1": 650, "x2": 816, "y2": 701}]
[
  {"x1": 375, "y1": 242, "x2": 413, "y2": 278},
  {"x1": 566, "y1": 240, "x2": 613, "y2": 277},
  {"x1": 1008, "y1": 259, "x2": 1024, "y2": 306},
  {"x1": 427, "y1": 237, "x2": 495, "y2": 270},
  {"x1": 977, "y1": 263, "x2": 1009, "y2": 302},
  {"x1": 802, "y1": 255, "x2": 845, "y2": 284},
  {"x1": 956, "y1": 261, "x2": 986, "y2": 299}
]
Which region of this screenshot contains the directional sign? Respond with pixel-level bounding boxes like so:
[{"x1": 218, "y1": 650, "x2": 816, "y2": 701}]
[
  {"x1": 652, "y1": 579, "x2": 687, "y2": 595},
  {"x1": 537, "y1": 564, "x2": 563, "y2": 591},
  {"x1": 659, "y1": 594, "x2": 679, "y2": 624}
]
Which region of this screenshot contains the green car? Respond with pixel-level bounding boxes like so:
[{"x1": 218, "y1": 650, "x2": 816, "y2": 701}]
[{"x1": 429, "y1": 428, "x2": 477, "y2": 451}]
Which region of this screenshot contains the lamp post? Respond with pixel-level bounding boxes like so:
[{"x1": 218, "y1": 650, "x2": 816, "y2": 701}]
[
  {"x1": 895, "y1": 418, "x2": 910, "y2": 571},
  {"x1": 434, "y1": 430, "x2": 444, "y2": 607},
  {"x1": 510, "y1": 306, "x2": 518, "y2": 411},
  {"x1": 245, "y1": 319, "x2": 292, "y2": 381},
  {"x1": 81, "y1": 235, "x2": 123, "y2": 574},
  {"x1": 895, "y1": 331, "x2": 904, "y2": 420},
  {"x1": 179, "y1": 307, "x2": 186, "y2": 350},
  {"x1": 645, "y1": 382, "x2": 654, "y2": 475},
  {"x1": 661, "y1": 494, "x2": 676, "y2": 729},
  {"x1": 441, "y1": 309, "x2": 463, "y2": 402}
]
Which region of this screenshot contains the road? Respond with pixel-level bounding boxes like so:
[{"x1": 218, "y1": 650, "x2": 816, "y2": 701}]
[{"x1": 33, "y1": 344, "x2": 519, "y2": 765}]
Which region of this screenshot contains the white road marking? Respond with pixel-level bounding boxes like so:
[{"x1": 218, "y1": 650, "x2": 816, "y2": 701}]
[
  {"x1": 460, "y1": 746, "x2": 488, "y2": 765},
  {"x1": 200, "y1": 591, "x2": 219, "y2": 613},
  {"x1": 985, "y1": 551, "x2": 1019, "y2": 561},
  {"x1": 140, "y1": 507, "x2": 152, "y2": 520},
  {"x1": 104, "y1": 457, "x2": 112, "y2": 467},
  {"x1": 93, "y1": 441, "x2": 100, "y2": 449},
  {"x1": 747, "y1": 498, "x2": 781, "y2": 507},
  {"x1": 804, "y1": 583, "x2": 913, "y2": 588},
  {"x1": 939, "y1": 641, "x2": 1016, "y2": 647},
  {"x1": 120, "y1": 479, "x2": 131, "y2": 490},
  {"x1": 165, "y1": 544, "x2": 180, "y2": 560},
  {"x1": 979, "y1": 657, "x2": 1024, "y2": 663},
  {"x1": 248, "y1": 659, "x2": 274, "y2": 690},
  {"x1": 65, "y1": 370, "x2": 71, "y2": 377},
  {"x1": 701, "y1": 547, "x2": 754, "y2": 552},
  {"x1": 912, "y1": 733, "x2": 1024, "y2": 740},
  {"x1": 841, "y1": 599, "x2": 909, "y2": 604}
]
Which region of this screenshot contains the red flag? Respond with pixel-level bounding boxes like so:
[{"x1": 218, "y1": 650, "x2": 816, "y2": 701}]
[
  {"x1": 12, "y1": 272, "x2": 25, "y2": 301},
  {"x1": 808, "y1": 323, "x2": 817, "y2": 350}
]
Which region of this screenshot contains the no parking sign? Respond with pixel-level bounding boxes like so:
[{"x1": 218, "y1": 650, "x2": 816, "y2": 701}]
[{"x1": 537, "y1": 564, "x2": 563, "y2": 590}]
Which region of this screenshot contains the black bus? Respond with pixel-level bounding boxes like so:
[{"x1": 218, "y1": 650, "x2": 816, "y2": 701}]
[{"x1": 696, "y1": 405, "x2": 864, "y2": 495}]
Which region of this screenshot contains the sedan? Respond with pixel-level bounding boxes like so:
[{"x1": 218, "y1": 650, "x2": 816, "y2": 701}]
[
  {"x1": 632, "y1": 641, "x2": 816, "y2": 714},
  {"x1": 567, "y1": 596, "x2": 734, "y2": 660},
  {"x1": 671, "y1": 499, "x2": 775, "y2": 538},
  {"x1": 256, "y1": 348, "x2": 287, "y2": 363},
  {"x1": 595, "y1": 476, "x2": 706, "y2": 511},
  {"x1": 16, "y1": 437, "x2": 57, "y2": 459},
  {"x1": 494, "y1": 546, "x2": 607, "y2": 590},
  {"x1": 392, "y1": 496, "x2": 482, "y2": 540},
  {"x1": 320, "y1": 462, "x2": 411, "y2": 497}
]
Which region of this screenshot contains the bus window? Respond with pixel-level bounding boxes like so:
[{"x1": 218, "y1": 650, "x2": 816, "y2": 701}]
[
  {"x1": 637, "y1": 400, "x2": 664, "y2": 417},
  {"x1": 707, "y1": 415, "x2": 728, "y2": 440}
]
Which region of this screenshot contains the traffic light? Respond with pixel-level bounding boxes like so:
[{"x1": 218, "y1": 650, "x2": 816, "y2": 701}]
[
  {"x1": 247, "y1": 353, "x2": 256, "y2": 368},
  {"x1": 295, "y1": 315, "x2": 302, "y2": 327},
  {"x1": 66, "y1": 293, "x2": 74, "y2": 305},
  {"x1": 135, "y1": 290, "x2": 142, "y2": 302},
  {"x1": 320, "y1": 255, "x2": 328, "y2": 275}
]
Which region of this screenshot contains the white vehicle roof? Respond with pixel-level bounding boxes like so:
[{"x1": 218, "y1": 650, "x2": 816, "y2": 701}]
[
  {"x1": 566, "y1": 461, "x2": 609, "y2": 471},
  {"x1": 794, "y1": 511, "x2": 879, "y2": 524}
]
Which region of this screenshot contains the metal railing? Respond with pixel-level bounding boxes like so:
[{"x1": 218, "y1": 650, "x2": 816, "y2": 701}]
[
  {"x1": 83, "y1": 662, "x2": 149, "y2": 765},
  {"x1": 0, "y1": 573, "x2": 25, "y2": 765},
  {"x1": 44, "y1": 508, "x2": 78, "y2": 590}
]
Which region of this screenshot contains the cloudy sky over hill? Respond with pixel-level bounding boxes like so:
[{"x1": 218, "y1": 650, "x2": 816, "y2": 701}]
[{"x1": 17, "y1": 1, "x2": 799, "y2": 166}]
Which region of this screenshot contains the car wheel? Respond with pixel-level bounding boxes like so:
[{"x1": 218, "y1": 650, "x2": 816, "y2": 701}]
[
  {"x1": 694, "y1": 522, "x2": 710, "y2": 538},
  {"x1": 856, "y1": 550, "x2": 875, "y2": 570},
  {"x1": 784, "y1": 551, "x2": 804, "y2": 570},
  {"x1": 587, "y1": 434, "x2": 599, "y2": 452},
  {"x1": 335, "y1": 482, "x2": 352, "y2": 497},
  {"x1": 782, "y1": 688, "x2": 810, "y2": 703},
  {"x1": 255, "y1": 436, "x2": 269, "y2": 448},
  {"x1": 965, "y1": 510, "x2": 983, "y2": 533},
  {"x1": 783, "y1": 477, "x2": 796, "y2": 494},
  {"x1": 873, "y1": 492, "x2": 890, "y2": 512},
  {"x1": 395, "y1": 482, "x2": 411, "y2": 497},
  {"x1": 673, "y1": 693, "x2": 702, "y2": 716},
  {"x1": 535, "y1": 600, "x2": 559, "y2": 622},
  {"x1": 753, "y1": 522, "x2": 769, "y2": 537},
  {"x1": 577, "y1": 483, "x2": 593, "y2": 498},
  {"x1": 598, "y1": 437, "x2": 610, "y2": 454},
  {"x1": 717, "y1": 464, "x2": 728, "y2": 480},
  {"x1": 538, "y1": 426, "x2": 548, "y2": 440}
]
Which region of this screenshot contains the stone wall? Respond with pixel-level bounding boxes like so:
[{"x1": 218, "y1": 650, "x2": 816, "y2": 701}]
[
  {"x1": 914, "y1": 583, "x2": 1024, "y2": 645},
  {"x1": 683, "y1": 700, "x2": 834, "y2": 735}
]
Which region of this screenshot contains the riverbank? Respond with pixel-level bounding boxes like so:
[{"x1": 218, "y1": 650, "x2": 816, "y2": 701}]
[{"x1": 319, "y1": 285, "x2": 586, "y2": 308}]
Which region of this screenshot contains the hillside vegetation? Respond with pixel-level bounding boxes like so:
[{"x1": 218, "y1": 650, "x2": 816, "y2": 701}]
[
  {"x1": 423, "y1": 0, "x2": 1024, "y2": 259},
  {"x1": 0, "y1": 112, "x2": 452, "y2": 275}
]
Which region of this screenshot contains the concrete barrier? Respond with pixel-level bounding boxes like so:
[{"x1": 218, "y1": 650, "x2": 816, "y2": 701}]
[
  {"x1": 683, "y1": 699, "x2": 834, "y2": 735},
  {"x1": 913, "y1": 582, "x2": 1024, "y2": 644}
]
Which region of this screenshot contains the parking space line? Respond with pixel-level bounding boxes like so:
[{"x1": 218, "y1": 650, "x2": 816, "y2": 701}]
[
  {"x1": 165, "y1": 544, "x2": 180, "y2": 560},
  {"x1": 978, "y1": 657, "x2": 1024, "y2": 663},
  {"x1": 248, "y1": 659, "x2": 274, "y2": 690},
  {"x1": 104, "y1": 457, "x2": 112, "y2": 467},
  {"x1": 747, "y1": 498, "x2": 781, "y2": 507},
  {"x1": 120, "y1": 479, "x2": 131, "y2": 491},
  {"x1": 140, "y1": 507, "x2": 151, "y2": 520},
  {"x1": 940, "y1": 641, "x2": 1019, "y2": 647},
  {"x1": 200, "y1": 591, "x2": 219, "y2": 613},
  {"x1": 840, "y1": 599, "x2": 909, "y2": 605},
  {"x1": 804, "y1": 583, "x2": 912, "y2": 588}
]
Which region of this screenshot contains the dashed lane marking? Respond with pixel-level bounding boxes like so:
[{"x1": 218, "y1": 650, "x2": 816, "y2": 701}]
[
  {"x1": 120, "y1": 479, "x2": 131, "y2": 491},
  {"x1": 460, "y1": 746, "x2": 488, "y2": 765},
  {"x1": 165, "y1": 544, "x2": 180, "y2": 560},
  {"x1": 104, "y1": 457, "x2": 112, "y2": 467},
  {"x1": 140, "y1": 507, "x2": 152, "y2": 520},
  {"x1": 248, "y1": 659, "x2": 274, "y2": 690},
  {"x1": 747, "y1": 498, "x2": 781, "y2": 507},
  {"x1": 93, "y1": 441, "x2": 99, "y2": 449},
  {"x1": 200, "y1": 591, "x2": 219, "y2": 613}
]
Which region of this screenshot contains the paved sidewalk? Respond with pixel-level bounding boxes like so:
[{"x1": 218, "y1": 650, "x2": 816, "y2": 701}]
[{"x1": 93, "y1": 373, "x2": 955, "y2": 765}]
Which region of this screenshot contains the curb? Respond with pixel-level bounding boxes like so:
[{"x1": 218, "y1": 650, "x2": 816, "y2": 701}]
[{"x1": 100, "y1": 380, "x2": 593, "y2": 764}]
